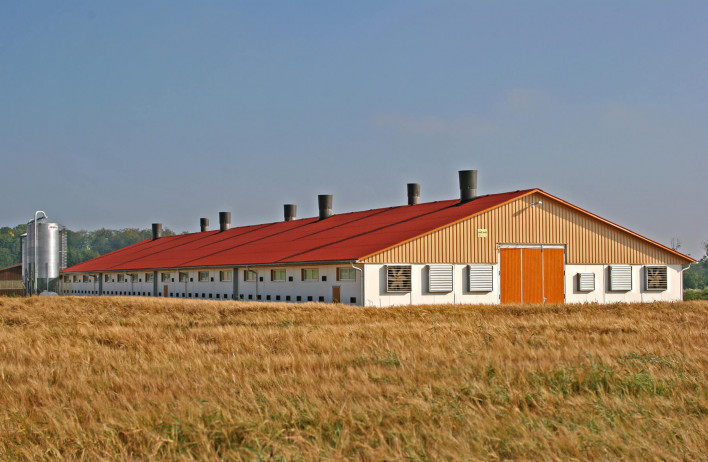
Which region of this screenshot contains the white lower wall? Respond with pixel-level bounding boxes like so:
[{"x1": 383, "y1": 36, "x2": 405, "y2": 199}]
[
  {"x1": 565, "y1": 264, "x2": 683, "y2": 304},
  {"x1": 362, "y1": 263, "x2": 500, "y2": 307},
  {"x1": 61, "y1": 265, "x2": 362, "y2": 304},
  {"x1": 60, "y1": 263, "x2": 684, "y2": 306},
  {"x1": 363, "y1": 263, "x2": 684, "y2": 307}
]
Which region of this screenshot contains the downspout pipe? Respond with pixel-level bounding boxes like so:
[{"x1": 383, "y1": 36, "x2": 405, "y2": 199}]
[
  {"x1": 680, "y1": 262, "x2": 696, "y2": 300},
  {"x1": 351, "y1": 262, "x2": 364, "y2": 307}
]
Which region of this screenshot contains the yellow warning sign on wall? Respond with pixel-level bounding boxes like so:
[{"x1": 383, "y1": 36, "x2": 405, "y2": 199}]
[{"x1": 477, "y1": 228, "x2": 488, "y2": 238}]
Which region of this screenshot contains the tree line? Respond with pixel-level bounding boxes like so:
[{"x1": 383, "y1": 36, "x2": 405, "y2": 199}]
[{"x1": 0, "y1": 226, "x2": 175, "y2": 269}]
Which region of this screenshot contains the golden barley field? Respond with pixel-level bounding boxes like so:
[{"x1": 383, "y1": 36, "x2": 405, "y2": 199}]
[{"x1": 1, "y1": 297, "x2": 707, "y2": 461}]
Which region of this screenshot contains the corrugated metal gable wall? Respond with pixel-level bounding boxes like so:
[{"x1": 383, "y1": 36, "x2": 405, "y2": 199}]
[{"x1": 362, "y1": 193, "x2": 686, "y2": 265}]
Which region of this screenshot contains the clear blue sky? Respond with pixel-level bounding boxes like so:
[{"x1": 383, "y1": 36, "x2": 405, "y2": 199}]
[{"x1": 2, "y1": 1, "x2": 706, "y2": 258}]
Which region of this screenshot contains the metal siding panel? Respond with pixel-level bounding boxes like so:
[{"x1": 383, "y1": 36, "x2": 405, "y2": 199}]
[
  {"x1": 522, "y1": 248, "x2": 543, "y2": 304},
  {"x1": 500, "y1": 248, "x2": 522, "y2": 304},
  {"x1": 543, "y1": 248, "x2": 565, "y2": 304},
  {"x1": 363, "y1": 194, "x2": 684, "y2": 266}
]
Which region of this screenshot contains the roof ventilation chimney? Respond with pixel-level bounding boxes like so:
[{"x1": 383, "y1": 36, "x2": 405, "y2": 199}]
[
  {"x1": 200, "y1": 218, "x2": 209, "y2": 232},
  {"x1": 407, "y1": 183, "x2": 420, "y2": 205},
  {"x1": 152, "y1": 223, "x2": 162, "y2": 240},
  {"x1": 284, "y1": 204, "x2": 297, "y2": 222},
  {"x1": 219, "y1": 212, "x2": 231, "y2": 232},
  {"x1": 318, "y1": 195, "x2": 333, "y2": 220},
  {"x1": 459, "y1": 170, "x2": 478, "y2": 202}
]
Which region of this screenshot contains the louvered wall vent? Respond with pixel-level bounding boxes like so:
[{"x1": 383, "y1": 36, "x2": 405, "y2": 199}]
[
  {"x1": 386, "y1": 265, "x2": 412, "y2": 293},
  {"x1": 645, "y1": 266, "x2": 667, "y2": 291},
  {"x1": 577, "y1": 273, "x2": 595, "y2": 292},
  {"x1": 609, "y1": 265, "x2": 632, "y2": 291},
  {"x1": 468, "y1": 265, "x2": 493, "y2": 292},
  {"x1": 428, "y1": 265, "x2": 453, "y2": 292}
]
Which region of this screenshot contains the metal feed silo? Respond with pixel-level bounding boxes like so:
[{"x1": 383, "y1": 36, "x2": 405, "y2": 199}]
[{"x1": 23, "y1": 211, "x2": 67, "y2": 295}]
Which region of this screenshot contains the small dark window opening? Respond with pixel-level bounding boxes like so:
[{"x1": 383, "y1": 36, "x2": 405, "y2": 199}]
[
  {"x1": 286, "y1": 295, "x2": 291, "y2": 301},
  {"x1": 259, "y1": 277, "x2": 263, "y2": 282},
  {"x1": 211, "y1": 277, "x2": 214, "y2": 282},
  {"x1": 240, "y1": 294, "x2": 244, "y2": 299},
  {"x1": 350, "y1": 297, "x2": 357, "y2": 303},
  {"x1": 296, "y1": 296, "x2": 302, "y2": 301},
  {"x1": 288, "y1": 276, "x2": 293, "y2": 282},
  {"x1": 308, "y1": 296, "x2": 313, "y2": 301},
  {"x1": 276, "y1": 295, "x2": 281, "y2": 301},
  {"x1": 190, "y1": 277, "x2": 193, "y2": 282},
  {"x1": 322, "y1": 276, "x2": 327, "y2": 282},
  {"x1": 318, "y1": 296, "x2": 324, "y2": 302},
  {"x1": 216, "y1": 294, "x2": 220, "y2": 298},
  {"x1": 257, "y1": 295, "x2": 262, "y2": 300}
]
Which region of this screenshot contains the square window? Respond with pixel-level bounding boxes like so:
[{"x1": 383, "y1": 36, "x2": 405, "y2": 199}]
[
  {"x1": 337, "y1": 268, "x2": 356, "y2": 281},
  {"x1": 271, "y1": 269, "x2": 286, "y2": 281},
  {"x1": 145, "y1": 273, "x2": 154, "y2": 283},
  {"x1": 296, "y1": 296, "x2": 302, "y2": 302},
  {"x1": 307, "y1": 296, "x2": 313, "y2": 301},
  {"x1": 179, "y1": 272, "x2": 188, "y2": 282},
  {"x1": 161, "y1": 272, "x2": 170, "y2": 282},
  {"x1": 244, "y1": 270, "x2": 257, "y2": 282},
  {"x1": 266, "y1": 295, "x2": 271, "y2": 300},
  {"x1": 288, "y1": 276, "x2": 293, "y2": 282},
  {"x1": 198, "y1": 271, "x2": 209, "y2": 282},
  {"x1": 276, "y1": 295, "x2": 281, "y2": 301},
  {"x1": 257, "y1": 295, "x2": 262, "y2": 300},
  {"x1": 350, "y1": 297, "x2": 357, "y2": 303},
  {"x1": 321, "y1": 275, "x2": 327, "y2": 282},
  {"x1": 239, "y1": 294, "x2": 244, "y2": 299},
  {"x1": 302, "y1": 268, "x2": 319, "y2": 281},
  {"x1": 286, "y1": 295, "x2": 291, "y2": 301},
  {"x1": 318, "y1": 296, "x2": 324, "y2": 302},
  {"x1": 216, "y1": 294, "x2": 220, "y2": 298},
  {"x1": 220, "y1": 270, "x2": 232, "y2": 282},
  {"x1": 248, "y1": 295, "x2": 253, "y2": 300}
]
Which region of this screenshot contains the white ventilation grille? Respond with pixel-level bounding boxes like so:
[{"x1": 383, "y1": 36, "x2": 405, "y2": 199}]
[
  {"x1": 577, "y1": 273, "x2": 595, "y2": 292},
  {"x1": 386, "y1": 265, "x2": 412, "y2": 293},
  {"x1": 645, "y1": 266, "x2": 667, "y2": 291},
  {"x1": 609, "y1": 265, "x2": 632, "y2": 291},
  {"x1": 468, "y1": 265, "x2": 493, "y2": 292},
  {"x1": 428, "y1": 265, "x2": 453, "y2": 293}
]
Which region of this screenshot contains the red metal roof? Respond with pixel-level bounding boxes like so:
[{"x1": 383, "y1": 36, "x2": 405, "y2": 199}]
[{"x1": 62, "y1": 189, "x2": 533, "y2": 272}]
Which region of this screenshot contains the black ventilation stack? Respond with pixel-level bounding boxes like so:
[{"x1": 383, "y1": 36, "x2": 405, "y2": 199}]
[
  {"x1": 284, "y1": 204, "x2": 297, "y2": 222},
  {"x1": 219, "y1": 212, "x2": 231, "y2": 232},
  {"x1": 200, "y1": 218, "x2": 209, "y2": 232},
  {"x1": 318, "y1": 195, "x2": 333, "y2": 220},
  {"x1": 407, "y1": 183, "x2": 420, "y2": 205},
  {"x1": 459, "y1": 170, "x2": 478, "y2": 202},
  {"x1": 152, "y1": 223, "x2": 162, "y2": 240}
]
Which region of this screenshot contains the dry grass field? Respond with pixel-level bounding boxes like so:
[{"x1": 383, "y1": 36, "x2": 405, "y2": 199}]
[{"x1": 1, "y1": 297, "x2": 707, "y2": 461}]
